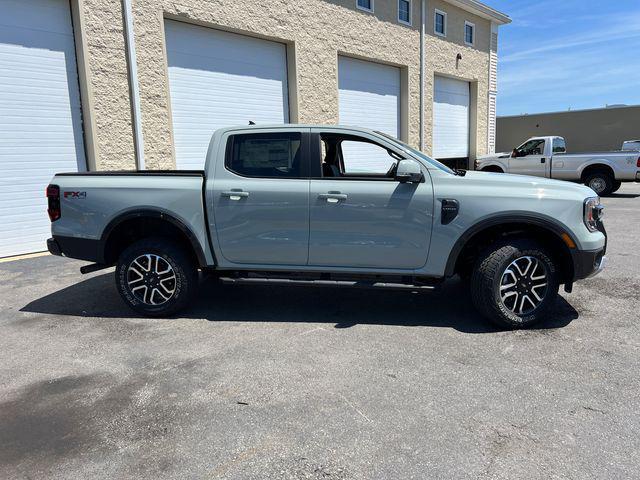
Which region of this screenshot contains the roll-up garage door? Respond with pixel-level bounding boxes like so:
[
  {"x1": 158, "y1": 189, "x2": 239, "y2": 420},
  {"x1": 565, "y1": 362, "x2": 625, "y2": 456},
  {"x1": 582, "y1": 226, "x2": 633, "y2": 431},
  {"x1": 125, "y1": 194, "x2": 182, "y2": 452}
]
[
  {"x1": 0, "y1": 0, "x2": 86, "y2": 258},
  {"x1": 433, "y1": 76, "x2": 470, "y2": 159},
  {"x1": 338, "y1": 56, "x2": 400, "y2": 172},
  {"x1": 165, "y1": 20, "x2": 290, "y2": 170}
]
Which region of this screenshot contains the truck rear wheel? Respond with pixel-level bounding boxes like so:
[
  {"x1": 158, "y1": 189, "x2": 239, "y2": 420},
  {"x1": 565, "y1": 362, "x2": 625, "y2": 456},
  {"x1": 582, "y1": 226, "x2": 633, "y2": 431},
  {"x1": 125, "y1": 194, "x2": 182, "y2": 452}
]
[
  {"x1": 611, "y1": 180, "x2": 622, "y2": 194},
  {"x1": 115, "y1": 238, "x2": 198, "y2": 317},
  {"x1": 584, "y1": 172, "x2": 614, "y2": 196},
  {"x1": 471, "y1": 240, "x2": 559, "y2": 329}
]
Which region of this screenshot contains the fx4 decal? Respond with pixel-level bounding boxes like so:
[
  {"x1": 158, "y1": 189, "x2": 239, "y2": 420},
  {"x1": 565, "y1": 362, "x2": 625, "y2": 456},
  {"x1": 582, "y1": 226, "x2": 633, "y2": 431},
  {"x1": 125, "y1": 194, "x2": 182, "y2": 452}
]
[{"x1": 64, "y1": 191, "x2": 87, "y2": 199}]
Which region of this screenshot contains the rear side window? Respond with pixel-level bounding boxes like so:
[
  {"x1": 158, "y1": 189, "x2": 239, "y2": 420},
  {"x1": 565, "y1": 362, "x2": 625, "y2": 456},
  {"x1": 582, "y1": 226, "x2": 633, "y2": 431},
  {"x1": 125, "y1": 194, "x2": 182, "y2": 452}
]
[
  {"x1": 227, "y1": 133, "x2": 302, "y2": 178},
  {"x1": 552, "y1": 138, "x2": 566, "y2": 153}
]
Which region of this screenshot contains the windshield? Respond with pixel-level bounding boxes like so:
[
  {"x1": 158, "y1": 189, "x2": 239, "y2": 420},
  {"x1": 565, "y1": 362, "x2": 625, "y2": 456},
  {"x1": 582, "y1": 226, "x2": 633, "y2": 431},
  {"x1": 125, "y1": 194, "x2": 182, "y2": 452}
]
[{"x1": 375, "y1": 132, "x2": 456, "y2": 174}]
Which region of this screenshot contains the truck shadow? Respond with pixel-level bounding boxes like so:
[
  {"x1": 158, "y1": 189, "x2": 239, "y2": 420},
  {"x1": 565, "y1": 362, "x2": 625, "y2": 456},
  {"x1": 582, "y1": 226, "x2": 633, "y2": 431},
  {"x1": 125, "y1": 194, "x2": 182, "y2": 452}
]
[
  {"x1": 608, "y1": 193, "x2": 640, "y2": 199},
  {"x1": 20, "y1": 273, "x2": 578, "y2": 334}
]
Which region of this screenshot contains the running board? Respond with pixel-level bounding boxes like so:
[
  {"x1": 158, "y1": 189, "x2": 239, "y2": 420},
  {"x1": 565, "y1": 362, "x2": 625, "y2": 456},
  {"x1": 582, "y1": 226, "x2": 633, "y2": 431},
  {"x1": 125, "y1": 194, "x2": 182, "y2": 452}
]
[
  {"x1": 80, "y1": 263, "x2": 113, "y2": 274},
  {"x1": 219, "y1": 277, "x2": 437, "y2": 291}
]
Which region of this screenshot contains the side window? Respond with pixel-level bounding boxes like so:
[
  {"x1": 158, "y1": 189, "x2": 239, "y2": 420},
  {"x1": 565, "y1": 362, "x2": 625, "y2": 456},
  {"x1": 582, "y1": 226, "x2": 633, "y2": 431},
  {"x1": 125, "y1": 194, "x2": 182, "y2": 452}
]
[
  {"x1": 227, "y1": 132, "x2": 302, "y2": 178},
  {"x1": 552, "y1": 138, "x2": 566, "y2": 153},
  {"x1": 341, "y1": 140, "x2": 397, "y2": 175},
  {"x1": 517, "y1": 139, "x2": 545, "y2": 156}
]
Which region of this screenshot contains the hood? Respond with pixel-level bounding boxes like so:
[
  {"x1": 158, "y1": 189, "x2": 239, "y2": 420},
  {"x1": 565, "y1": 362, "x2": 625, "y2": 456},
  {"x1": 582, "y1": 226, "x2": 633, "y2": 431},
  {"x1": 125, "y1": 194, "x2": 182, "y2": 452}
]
[
  {"x1": 477, "y1": 152, "x2": 511, "y2": 160},
  {"x1": 462, "y1": 170, "x2": 596, "y2": 199}
]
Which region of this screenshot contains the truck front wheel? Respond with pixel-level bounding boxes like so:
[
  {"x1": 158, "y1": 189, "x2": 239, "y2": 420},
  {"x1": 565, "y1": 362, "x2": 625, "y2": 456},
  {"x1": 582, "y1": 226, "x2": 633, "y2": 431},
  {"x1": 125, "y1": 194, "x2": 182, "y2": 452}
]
[
  {"x1": 115, "y1": 238, "x2": 198, "y2": 317},
  {"x1": 471, "y1": 240, "x2": 559, "y2": 329}
]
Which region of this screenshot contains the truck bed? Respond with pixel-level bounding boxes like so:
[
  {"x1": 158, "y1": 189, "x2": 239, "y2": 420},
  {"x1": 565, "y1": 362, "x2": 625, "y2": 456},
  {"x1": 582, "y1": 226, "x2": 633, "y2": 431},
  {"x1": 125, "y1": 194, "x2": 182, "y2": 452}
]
[{"x1": 50, "y1": 170, "x2": 213, "y2": 264}]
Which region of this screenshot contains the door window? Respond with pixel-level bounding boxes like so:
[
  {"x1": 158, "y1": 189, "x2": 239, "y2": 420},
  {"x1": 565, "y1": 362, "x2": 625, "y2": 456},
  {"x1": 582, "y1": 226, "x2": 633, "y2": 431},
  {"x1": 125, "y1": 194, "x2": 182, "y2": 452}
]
[
  {"x1": 226, "y1": 132, "x2": 302, "y2": 178},
  {"x1": 320, "y1": 134, "x2": 399, "y2": 178},
  {"x1": 516, "y1": 139, "x2": 545, "y2": 157}
]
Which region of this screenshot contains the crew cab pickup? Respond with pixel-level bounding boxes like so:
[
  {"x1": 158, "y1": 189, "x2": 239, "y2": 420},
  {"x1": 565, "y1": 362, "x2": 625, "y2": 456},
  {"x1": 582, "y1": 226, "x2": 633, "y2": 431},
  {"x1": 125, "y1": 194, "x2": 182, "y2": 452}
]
[
  {"x1": 476, "y1": 136, "x2": 640, "y2": 196},
  {"x1": 47, "y1": 125, "x2": 607, "y2": 329}
]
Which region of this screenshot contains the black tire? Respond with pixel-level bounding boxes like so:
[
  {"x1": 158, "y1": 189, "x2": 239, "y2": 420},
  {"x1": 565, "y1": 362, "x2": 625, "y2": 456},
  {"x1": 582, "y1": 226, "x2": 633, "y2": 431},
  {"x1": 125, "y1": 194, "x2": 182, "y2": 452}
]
[
  {"x1": 611, "y1": 180, "x2": 622, "y2": 194},
  {"x1": 115, "y1": 237, "x2": 198, "y2": 317},
  {"x1": 584, "y1": 172, "x2": 614, "y2": 196},
  {"x1": 471, "y1": 240, "x2": 559, "y2": 329}
]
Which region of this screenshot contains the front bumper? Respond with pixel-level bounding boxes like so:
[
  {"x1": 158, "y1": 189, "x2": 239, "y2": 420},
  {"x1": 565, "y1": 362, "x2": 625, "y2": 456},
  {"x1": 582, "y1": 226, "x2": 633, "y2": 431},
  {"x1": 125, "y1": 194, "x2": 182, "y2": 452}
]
[
  {"x1": 572, "y1": 219, "x2": 607, "y2": 281},
  {"x1": 572, "y1": 248, "x2": 606, "y2": 280}
]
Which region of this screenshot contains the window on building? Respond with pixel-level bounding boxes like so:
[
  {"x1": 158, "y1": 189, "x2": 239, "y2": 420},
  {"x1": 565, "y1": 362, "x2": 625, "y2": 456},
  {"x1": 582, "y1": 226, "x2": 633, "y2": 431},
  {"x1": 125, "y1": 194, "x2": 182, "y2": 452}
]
[
  {"x1": 227, "y1": 132, "x2": 302, "y2": 178},
  {"x1": 357, "y1": 0, "x2": 373, "y2": 12},
  {"x1": 434, "y1": 10, "x2": 446, "y2": 36},
  {"x1": 398, "y1": 0, "x2": 411, "y2": 25},
  {"x1": 465, "y1": 21, "x2": 475, "y2": 45}
]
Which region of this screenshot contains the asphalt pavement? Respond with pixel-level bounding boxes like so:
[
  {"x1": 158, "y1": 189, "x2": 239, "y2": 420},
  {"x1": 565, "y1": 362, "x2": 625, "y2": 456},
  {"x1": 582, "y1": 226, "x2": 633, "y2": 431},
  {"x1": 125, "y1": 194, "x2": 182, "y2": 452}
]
[{"x1": 0, "y1": 183, "x2": 638, "y2": 479}]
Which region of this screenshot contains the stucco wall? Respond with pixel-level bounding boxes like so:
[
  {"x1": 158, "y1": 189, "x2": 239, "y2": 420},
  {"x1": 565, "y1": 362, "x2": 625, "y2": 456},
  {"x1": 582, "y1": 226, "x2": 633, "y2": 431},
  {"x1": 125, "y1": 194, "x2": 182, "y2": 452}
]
[{"x1": 80, "y1": 0, "x2": 493, "y2": 170}]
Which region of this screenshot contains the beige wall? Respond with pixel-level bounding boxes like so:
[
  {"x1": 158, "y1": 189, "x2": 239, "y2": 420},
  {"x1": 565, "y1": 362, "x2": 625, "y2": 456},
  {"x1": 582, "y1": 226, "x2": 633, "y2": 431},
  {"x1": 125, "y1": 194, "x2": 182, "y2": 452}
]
[
  {"x1": 497, "y1": 106, "x2": 640, "y2": 153},
  {"x1": 77, "y1": 0, "x2": 494, "y2": 170}
]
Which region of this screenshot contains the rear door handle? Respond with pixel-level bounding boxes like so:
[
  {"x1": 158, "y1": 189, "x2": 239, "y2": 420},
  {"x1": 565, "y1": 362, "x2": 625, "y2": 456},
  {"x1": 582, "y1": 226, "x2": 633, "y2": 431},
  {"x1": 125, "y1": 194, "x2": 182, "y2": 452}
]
[
  {"x1": 221, "y1": 190, "x2": 249, "y2": 200},
  {"x1": 318, "y1": 193, "x2": 348, "y2": 203},
  {"x1": 541, "y1": 158, "x2": 546, "y2": 163}
]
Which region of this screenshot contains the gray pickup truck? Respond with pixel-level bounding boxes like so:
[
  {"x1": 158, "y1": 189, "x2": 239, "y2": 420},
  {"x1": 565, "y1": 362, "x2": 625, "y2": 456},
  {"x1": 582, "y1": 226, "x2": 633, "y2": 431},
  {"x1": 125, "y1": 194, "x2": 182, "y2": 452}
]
[
  {"x1": 47, "y1": 125, "x2": 607, "y2": 329},
  {"x1": 476, "y1": 136, "x2": 640, "y2": 196}
]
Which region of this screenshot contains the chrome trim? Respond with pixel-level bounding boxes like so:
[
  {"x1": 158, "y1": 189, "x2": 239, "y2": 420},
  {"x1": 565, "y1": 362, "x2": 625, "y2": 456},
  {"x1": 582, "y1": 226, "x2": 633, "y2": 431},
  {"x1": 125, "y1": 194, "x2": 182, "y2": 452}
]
[{"x1": 587, "y1": 255, "x2": 606, "y2": 279}]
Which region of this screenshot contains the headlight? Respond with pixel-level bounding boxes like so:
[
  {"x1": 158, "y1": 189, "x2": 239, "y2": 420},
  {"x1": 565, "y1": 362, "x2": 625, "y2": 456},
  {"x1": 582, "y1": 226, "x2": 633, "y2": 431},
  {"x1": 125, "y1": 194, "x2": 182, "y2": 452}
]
[{"x1": 584, "y1": 197, "x2": 604, "y2": 232}]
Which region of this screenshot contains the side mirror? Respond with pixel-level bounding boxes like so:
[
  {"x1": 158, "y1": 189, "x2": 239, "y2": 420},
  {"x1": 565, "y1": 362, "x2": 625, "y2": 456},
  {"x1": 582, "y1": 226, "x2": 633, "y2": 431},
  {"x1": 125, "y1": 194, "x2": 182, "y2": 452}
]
[
  {"x1": 511, "y1": 149, "x2": 518, "y2": 158},
  {"x1": 395, "y1": 159, "x2": 424, "y2": 183}
]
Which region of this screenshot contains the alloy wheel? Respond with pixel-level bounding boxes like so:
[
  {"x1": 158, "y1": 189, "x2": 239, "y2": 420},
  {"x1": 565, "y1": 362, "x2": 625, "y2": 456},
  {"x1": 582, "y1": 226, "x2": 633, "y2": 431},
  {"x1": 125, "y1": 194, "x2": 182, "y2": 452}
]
[
  {"x1": 499, "y1": 255, "x2": 548, "y2": 315},
  {"x1": 588, "y1": 177, "x2": 606, "y2": 194},
  {"x1": 127, "y1": 254, "x2": 177, "y2": 305}
]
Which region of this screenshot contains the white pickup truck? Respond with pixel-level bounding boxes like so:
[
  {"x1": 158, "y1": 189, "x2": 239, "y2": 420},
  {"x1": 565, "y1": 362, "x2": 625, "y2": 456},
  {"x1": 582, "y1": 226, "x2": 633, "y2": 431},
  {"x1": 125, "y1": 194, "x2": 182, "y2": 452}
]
[{"x1": 476, "y1": 136, "x2": 640, "y2": 195}]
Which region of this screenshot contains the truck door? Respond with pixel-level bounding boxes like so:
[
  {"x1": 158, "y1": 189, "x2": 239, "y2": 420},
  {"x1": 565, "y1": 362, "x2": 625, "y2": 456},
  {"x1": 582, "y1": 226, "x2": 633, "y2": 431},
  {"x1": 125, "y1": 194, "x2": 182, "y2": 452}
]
[
  {"x1": 508, "y1": 139, "x2": 548, "y2": 177},
  {"x1": 307, "y1": 130, "x2": 433, "y2": 269},
  {"x1": 211, "y1": 128, "x2": 310, "y2": 266}
]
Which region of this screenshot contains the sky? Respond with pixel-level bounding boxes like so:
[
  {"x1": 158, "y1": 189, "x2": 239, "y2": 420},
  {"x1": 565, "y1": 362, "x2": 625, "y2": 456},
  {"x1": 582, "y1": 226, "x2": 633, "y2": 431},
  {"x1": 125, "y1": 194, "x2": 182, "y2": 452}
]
[{"x1": 486, "y1": 0, "x2": 640, "y2": 116}]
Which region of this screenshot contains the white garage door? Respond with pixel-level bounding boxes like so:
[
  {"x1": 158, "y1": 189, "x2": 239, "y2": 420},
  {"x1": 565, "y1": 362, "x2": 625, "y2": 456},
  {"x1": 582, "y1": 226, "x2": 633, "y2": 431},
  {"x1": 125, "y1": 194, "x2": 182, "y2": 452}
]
[
  {"x1": 433, "y1": 76, "x2": 470, "y2": 159},
  {"x1": 165, "y1": 20, "x2": 290, "y2": 170},
  {"x1": 0, "y1": 0, "x2": 86, "y2": 258},
  {"x1": 338, "y1": 56, "x2": 400, "y2": 172}
]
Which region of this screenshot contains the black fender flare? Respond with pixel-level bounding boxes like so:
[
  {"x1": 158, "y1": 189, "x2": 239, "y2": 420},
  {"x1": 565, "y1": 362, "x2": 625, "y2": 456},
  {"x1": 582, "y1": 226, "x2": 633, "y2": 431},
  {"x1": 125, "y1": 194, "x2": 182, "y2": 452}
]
[
  {"x1": 444, "y1": 212, "x2": 579, "y2": 277},
  {"x1": 100, "y1": 208, "x2": 208, "y2": 267}
]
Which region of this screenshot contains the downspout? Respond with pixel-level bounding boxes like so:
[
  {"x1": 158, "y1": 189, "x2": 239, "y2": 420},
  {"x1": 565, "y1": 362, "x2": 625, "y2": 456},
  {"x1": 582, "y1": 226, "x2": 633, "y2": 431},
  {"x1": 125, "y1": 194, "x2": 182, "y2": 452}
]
[
  {"x1": 419, "y1": 0, "x2": 426, "y2": 151},
  {"x1": 122, "y1": 0, "x2": 145, "y2": 170}
]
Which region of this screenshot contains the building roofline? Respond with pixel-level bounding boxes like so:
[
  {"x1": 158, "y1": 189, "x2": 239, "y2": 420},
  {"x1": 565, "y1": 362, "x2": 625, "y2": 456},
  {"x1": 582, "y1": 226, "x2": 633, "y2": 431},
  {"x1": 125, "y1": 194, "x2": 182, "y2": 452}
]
[
  {"x1": 498, "y1": 104, "x2": 640, "y2": 119},
  {"x1": 444, "y1": 0, "x2": 511, "y2": 25}
]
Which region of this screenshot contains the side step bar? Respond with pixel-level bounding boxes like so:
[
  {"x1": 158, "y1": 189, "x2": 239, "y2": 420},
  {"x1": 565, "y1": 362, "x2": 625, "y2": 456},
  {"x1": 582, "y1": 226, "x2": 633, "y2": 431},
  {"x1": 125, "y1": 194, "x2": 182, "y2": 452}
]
[
  {"x1": 219, "y1": 277, "x2": 437, "y2": 291},
  {"x1": 80, "y1": 263, "x2": 113, "y2": 274}
]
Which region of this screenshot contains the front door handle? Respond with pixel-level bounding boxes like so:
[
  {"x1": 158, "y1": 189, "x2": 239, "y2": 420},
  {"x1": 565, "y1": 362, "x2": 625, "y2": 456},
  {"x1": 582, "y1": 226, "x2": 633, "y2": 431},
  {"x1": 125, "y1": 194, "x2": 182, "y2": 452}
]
[
  {"x1": 221, "y1": 190, "x2": 249, "y2": 200},
  {"x1": 318, "y1": 193, "x2": 348, "y2": 203}
]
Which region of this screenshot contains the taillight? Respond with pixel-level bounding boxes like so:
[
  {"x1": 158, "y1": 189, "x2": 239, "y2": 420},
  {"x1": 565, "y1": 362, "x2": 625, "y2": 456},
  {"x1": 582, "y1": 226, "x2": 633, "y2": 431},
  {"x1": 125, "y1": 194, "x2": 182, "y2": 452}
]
[
  {"x1": 637, "y1": 156, "x2": 640, "y2": 168},
  {"x1": 46, "y1": 184, "x2": 61, "y2": 221}
]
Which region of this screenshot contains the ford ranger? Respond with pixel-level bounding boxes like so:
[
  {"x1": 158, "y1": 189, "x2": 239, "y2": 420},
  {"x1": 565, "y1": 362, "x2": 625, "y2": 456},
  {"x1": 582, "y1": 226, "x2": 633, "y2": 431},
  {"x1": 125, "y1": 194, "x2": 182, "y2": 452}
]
[
  {"x1": 46, "y1": 125, "x2": 607, "y2": 329},
  {"x1": 476, "y1": 136, "x2": 640, "y2": 196}
]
